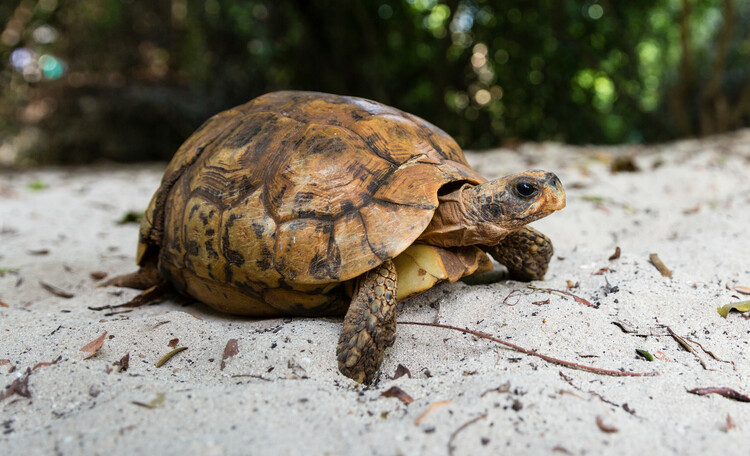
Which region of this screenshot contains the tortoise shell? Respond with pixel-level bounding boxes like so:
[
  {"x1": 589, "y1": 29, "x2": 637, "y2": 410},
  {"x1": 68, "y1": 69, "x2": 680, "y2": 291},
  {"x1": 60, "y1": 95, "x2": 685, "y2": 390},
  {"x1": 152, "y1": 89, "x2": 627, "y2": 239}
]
[{"x1": 136, "y1": 91, "x2": 485, "y2": 316}]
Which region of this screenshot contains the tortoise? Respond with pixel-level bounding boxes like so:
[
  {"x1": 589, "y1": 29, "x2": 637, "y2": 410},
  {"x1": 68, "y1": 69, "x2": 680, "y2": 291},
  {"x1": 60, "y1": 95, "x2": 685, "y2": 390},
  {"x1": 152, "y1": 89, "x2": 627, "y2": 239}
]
[{"x1": 107, "y1": 91, "x2": 566, "y2": 383}]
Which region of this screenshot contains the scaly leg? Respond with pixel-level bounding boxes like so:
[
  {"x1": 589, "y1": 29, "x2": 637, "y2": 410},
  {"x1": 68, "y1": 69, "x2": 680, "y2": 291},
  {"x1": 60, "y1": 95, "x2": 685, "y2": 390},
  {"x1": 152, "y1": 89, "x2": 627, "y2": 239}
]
[
  {"x1": 483, "y1": 226, "x2": 553, "y2": 281},
  {"x1": 336, "y1": 260, "x2": 398, "y2": 384}
]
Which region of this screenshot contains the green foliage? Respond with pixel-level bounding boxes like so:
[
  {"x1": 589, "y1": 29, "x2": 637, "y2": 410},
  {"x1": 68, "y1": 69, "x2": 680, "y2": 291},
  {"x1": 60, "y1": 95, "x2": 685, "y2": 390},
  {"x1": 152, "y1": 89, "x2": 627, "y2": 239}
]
[{"x1": 1, "y1": 0, "x2": 749, "y2": 163}]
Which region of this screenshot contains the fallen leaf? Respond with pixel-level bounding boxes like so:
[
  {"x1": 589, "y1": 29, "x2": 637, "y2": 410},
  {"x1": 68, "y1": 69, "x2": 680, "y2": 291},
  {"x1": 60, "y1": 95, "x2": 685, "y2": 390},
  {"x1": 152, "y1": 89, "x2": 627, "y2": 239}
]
[
  {"x1": 608, "y1": 246, "x2": 621, "y2": 261},
  {"x1": 392, "y1": 364, "x2": 412, "y2": 380},
  {"x1": 532, "y1": 299, "x2": 551, "y2": 305},
  {"x1": 381, "y1": 386, "x2": 413, "y2": 405},
  {"x1": 0, "y1": 368, "x2": 31, "y2": 401},
  {"x1": 27, "y1": 248, "x2": 49, "y2": 255},
  {"x1": 414, "y1": 400, "x2": 452, "y2": 424},
  {"x1": 688, "y1": 387, "x2": 750, "y2": 402},
  {"x1": 0, "y1": 359, "x2": 9, "y2": 366},
  {"x1": 113, "y1": 353, "x2": 130, "y2": 372},
  {"x1": 565, "y1": 280, "x2": 579, "y2": 290},
  {"x1": 168, "y1": 338, "x2": 179, "y2": 348},
  {"x1": 156, "y1": 347, "x2": 187, "y2": 368},
  {"x1": 81, "y1": 332, "x2": 107, "y2": 359},
  {"x1": 734, "y1": 286, "x2": 750, "y2": 295},
  {"x1": 595, "y1": 415, "x2": 619, "y2": 433},
  {"x1": 132, "y1": 392, "x2": 166, "y2": 409},
  {"x1": 717, "y1": 301, "x2": 750, "y2": 318},
  {"x1": 0, "y1": 301, "x2": 8, "y2": 307},
  {"x1": 593, "y1": 267, "x2": 610, "y2": 275},
  {"x1": 648, "y1": 253, "x2": 672, "y2": 278},
  {"x1": 725, "y1": 414, "x2": 736, "y2": 432},
  {"x1": 653, "y1": 350, "x2": 671, "y2": 362},
  {"x1": 221, "y1": 339, "x2": 239, "y2": 370},
  {"x1": 32, "y1": 355, "x2": 62, "y2": 370},
  {"x1": 635, "y1": 349, "x2": 654, "y2": 361},
  {"x1": 40, "y1": 281, "x2": 75, "y2": 299}
]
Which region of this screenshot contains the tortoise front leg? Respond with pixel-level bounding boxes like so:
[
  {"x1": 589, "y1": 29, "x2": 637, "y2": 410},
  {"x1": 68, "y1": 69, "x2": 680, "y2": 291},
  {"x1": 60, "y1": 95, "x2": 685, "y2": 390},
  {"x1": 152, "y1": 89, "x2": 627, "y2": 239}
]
[
  {"x1": 336, "y1": 260, "x2": 398, "y2": 384},
  {"x1": 483, "y1": 226, "x2": 553, "y2": 281}
]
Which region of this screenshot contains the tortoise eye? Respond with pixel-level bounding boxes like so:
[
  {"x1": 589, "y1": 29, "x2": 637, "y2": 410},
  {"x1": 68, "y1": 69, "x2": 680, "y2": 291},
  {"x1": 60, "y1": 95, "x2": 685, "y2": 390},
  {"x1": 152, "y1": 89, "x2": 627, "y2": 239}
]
[{"x1": 515, "y1": 182, "x2": 538, "y2": 198}]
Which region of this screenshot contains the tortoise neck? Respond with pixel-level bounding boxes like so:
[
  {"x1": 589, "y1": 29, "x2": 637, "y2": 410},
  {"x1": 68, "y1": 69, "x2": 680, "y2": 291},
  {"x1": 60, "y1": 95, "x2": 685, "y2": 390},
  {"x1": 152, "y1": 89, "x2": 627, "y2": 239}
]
[{"x1": 417, "y1": 183, "x2": 513, "y2": 248}]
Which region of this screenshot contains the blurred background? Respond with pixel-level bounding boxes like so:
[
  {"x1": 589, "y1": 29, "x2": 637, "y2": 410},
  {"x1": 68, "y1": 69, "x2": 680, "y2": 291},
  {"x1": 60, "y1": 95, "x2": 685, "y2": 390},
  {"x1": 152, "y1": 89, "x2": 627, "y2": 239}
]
[{"x1": 1, "y1": 0, "x2": 749, "y2": 166}]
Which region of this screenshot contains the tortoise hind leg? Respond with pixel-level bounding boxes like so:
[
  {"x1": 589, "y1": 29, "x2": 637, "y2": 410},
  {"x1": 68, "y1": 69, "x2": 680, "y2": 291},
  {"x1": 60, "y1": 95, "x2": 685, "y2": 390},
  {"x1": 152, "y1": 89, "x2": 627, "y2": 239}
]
[
  {"x1": 483, "y1": 226, "x2": 553, "y2": 281},
  {"x1": 101, "y1": 261, "x2": 164, "y2": 290},
  {"x1": 337, "y1": 260, "x2": 398, "y2": 384}
]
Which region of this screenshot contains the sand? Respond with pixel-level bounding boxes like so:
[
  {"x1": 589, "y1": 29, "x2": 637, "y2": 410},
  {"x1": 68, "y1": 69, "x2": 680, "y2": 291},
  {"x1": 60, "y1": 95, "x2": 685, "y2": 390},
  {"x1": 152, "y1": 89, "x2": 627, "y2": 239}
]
[{"x1": 2, "y1": 130, "x2": 750, "y2": 455}]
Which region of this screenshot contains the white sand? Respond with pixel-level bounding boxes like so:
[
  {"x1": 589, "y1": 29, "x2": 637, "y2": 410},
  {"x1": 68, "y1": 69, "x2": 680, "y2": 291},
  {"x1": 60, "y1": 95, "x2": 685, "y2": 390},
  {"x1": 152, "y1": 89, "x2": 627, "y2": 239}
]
[{"x1": 2, "y1": 131, "x2": 750, "y2": 455}]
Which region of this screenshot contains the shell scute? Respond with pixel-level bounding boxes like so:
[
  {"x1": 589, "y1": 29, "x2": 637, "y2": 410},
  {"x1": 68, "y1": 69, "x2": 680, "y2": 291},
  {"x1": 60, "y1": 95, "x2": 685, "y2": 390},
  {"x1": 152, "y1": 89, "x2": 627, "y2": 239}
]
[{"x1": 143, "y1": 91, "x2": 484, "y2": 316}]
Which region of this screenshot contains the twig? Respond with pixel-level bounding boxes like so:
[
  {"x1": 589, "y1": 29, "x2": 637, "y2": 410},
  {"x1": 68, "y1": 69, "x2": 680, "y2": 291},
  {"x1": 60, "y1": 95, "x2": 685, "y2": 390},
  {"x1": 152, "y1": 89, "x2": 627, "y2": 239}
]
[
  {"x1": 526, "y1": 285, "x2": 595, "y2": 307},
  {"x1": 666, "y1": 327, "x2": 709, "y2": 370},
  {"x1": 648, "y1": 253, "x2": 672, "y2": 278},
  {"x1": 448, "y1": 414, "x2": 488, "y2": 456},
  {"x1": 89, "y1": 282, "x2": 169, "y2": 312},
  {"x1": 684, "y1": 337, "x2": 736, "y2": 371},
  {"x1": 399, "y1": 321, "x2": 657, "y2": 377},
  {"x1": 414, "y1": 400, "x2": 452, "y2": 425},
  {"x1": 502, "y1": 289, "x2": 523, "y2": 306}
]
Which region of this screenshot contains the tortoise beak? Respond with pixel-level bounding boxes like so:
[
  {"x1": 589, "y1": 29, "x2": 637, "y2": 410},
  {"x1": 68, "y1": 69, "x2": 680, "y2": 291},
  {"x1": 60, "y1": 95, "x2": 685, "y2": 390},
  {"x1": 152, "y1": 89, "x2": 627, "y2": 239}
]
[{"x1": 542, "y1": 172, "x2": 566, "y2": 211}]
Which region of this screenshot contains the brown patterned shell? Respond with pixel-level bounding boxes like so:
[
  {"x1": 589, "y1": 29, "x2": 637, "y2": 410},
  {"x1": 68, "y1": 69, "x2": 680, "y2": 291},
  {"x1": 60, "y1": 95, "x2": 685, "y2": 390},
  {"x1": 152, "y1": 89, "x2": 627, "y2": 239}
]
[{"x1": 136, "y1": 91, "x2": 485, "y2": 316}]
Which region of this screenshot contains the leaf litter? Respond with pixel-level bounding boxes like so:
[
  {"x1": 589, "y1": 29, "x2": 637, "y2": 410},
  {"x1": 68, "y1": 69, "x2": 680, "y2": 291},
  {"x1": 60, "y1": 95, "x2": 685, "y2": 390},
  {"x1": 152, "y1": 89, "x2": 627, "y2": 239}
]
[
  {"x1": 221, "y1": 339, "x2": 239, "y2": 371},
  {"x1": 81, "y1": 332, "x2": 107, "y2": 359}
]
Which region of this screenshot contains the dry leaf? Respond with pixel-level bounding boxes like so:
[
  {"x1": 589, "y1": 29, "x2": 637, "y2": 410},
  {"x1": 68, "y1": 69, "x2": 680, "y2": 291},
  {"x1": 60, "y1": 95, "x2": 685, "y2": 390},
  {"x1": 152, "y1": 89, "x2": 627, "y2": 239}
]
[
  {"x1": 0, "y1": 359, "x2": 9, "y2": 366},
  {"x1": 113, "y1": 353, "x2": 130, "y2": 372},
  {"x1": 734, "y1": 286, "x2": 750, "y2": 295},
  {"x1": 392, "y1": 364, "x2": 412, "y2": 380},
  {"x1": 381, "y1": 386, "x2": 413, "y2": 405},
  {"x1": 156, "y1": 347, "x2": 187, "y2": 368},
  {"x1": 608, "y1": 246, "x2": 621, "y2": 261},
  {"x1": 81, "y1": 332, "x2": 107, "y2": 359},
  {"x1": 168, "y1": 338, "x2": 179, "y2": 348},
  {"x1": 593, "y1": 267, "x2": 609, "y2": 275},
  {"x1": 0, "y1": 368, "x2": 31, "y2": 401},
  {"x1": 221, "y1": 339, "x2": 239, "y2": 371},
  {"x1": 725, "y1": 414, "x2": 736, "y2": 432},
  {"x1": 0, "y1": 301, "x2": 8, "y2": 307}
]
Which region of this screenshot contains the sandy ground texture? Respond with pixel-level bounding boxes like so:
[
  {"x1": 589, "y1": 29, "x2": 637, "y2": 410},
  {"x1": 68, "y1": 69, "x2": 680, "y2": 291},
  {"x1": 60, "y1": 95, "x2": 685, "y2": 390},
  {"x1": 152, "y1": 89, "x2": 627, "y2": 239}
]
[{"x1": 2, "y1": 130, "x2": 750, "y2": 455}]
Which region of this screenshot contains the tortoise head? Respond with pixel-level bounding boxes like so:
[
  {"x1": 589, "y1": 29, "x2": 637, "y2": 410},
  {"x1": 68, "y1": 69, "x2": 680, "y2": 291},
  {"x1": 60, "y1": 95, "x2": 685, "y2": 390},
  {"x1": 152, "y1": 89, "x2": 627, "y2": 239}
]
[{"x1": 464, "y1": 170, "x2": 566, "y2": 230}]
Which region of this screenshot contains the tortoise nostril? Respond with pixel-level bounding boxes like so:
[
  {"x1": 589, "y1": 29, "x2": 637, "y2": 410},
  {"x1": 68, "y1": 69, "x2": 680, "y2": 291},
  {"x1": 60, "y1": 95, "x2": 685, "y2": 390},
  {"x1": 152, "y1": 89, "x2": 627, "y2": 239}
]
[{"x1": 545, "y1": 173, "x2": 562, "y2": 189}]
